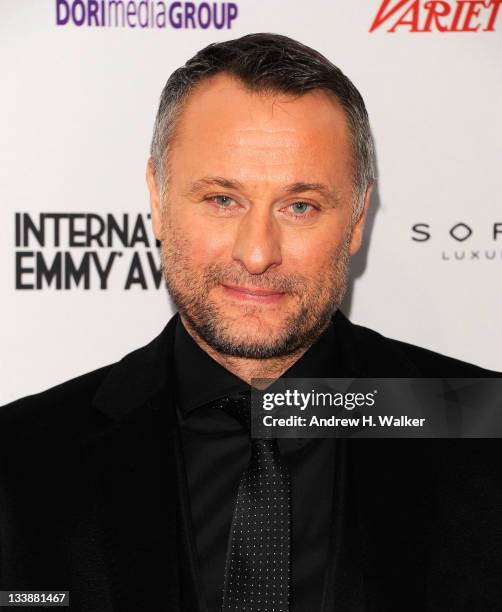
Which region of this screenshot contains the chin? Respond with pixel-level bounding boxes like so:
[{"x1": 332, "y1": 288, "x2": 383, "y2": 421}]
[{"x1": 223, "y1": 311, "x2": 287, "y2": 337}]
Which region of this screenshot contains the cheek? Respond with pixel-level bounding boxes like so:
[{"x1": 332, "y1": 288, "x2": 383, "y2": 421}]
[
  {"x1": 282, "y1": 224, "x2": 347, "y2": 273},
  {"x1": 174, "y1": 211, "x2": 233, "y2": 263}
]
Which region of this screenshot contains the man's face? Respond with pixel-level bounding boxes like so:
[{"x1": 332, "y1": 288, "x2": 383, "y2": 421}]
[{"x1": 147, "y1": 74, "x2": 369, "y2": 358}]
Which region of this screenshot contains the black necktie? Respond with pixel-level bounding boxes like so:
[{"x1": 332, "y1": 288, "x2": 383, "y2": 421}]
[{"x1": 215, "y1": 392, "x2": 292, "y2": 612}]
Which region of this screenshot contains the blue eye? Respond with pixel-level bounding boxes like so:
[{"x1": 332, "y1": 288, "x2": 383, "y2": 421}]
[
  {"x1": 214, "y1": 195, "x2": 234, "y2": 206},
  {"x1": 291, "y1": 202, "x2": 311, "y2": 214}
]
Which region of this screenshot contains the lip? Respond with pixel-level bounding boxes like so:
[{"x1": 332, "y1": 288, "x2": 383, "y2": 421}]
[{"x1": 222, "y1": 283, "x2": 285, "y2": 304}]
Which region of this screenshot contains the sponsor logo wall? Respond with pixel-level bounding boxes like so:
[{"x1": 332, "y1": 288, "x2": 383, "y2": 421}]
[{"x1": 1, "y1": 0, "x2": 500, "y2": 402}]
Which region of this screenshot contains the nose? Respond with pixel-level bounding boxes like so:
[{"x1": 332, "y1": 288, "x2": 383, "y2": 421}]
[{"x1": 231, "y1": 207, "x2": 282, "y2": 275}]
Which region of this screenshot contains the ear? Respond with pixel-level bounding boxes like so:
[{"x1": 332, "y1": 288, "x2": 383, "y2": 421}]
[
  {"x1": 349, "y1": 183, "x2": 373, "y2": 256},
  {"x1": 146, "y1": 158, "x2": 163, "y2": 241}
]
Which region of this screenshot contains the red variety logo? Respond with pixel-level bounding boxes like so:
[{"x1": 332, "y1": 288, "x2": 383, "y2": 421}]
[{"x1": 370, "y1": 0, "x2": 501, "y2": 32}]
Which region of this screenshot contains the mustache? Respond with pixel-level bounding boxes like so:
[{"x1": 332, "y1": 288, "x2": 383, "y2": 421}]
[{"x1": 203, "y1": 264, "x2": 307, "y2": 293}]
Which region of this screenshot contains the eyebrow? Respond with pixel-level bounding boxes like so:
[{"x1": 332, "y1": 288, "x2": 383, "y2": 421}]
[
  {"x1": 284, "y1": 181, "x2": 338, "y2": 204},
  {"x1": 185, "y1": 176, "x2": 244, "y2": 197},
  {"x1": 185, "y1": 176, "x2": 339, "y2": 206}
]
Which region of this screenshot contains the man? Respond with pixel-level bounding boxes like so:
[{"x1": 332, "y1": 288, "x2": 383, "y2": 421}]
[{"x1": 0, "y1": 33, "x2": 500, "y2": 612}]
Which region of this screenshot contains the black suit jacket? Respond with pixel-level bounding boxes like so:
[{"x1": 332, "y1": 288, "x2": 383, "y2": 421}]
[{"x1": 1, "y1": 311, "x2": 501, "y2": 611}]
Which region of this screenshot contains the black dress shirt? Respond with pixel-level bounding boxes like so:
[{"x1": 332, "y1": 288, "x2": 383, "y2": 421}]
[
  {"x1": 175, "y1": 319, "x2": 346, "y2": 612},
  {"x1": 174, "y1": 318, "x2": 342, "y2": 612}
]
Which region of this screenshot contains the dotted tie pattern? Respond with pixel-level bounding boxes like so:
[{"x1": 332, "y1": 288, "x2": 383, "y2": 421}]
[{"x1": 214, "y1": 393, "x2": 291, "y2": 612}]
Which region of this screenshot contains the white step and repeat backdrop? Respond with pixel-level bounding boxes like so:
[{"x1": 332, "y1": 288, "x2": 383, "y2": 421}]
[{"x1": 1, "y1": 1, "x2": 501, "y2": 403}]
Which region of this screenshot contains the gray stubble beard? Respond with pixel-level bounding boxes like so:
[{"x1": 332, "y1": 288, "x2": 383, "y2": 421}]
[{"x1": 160, "y1": 217, "x2": 351, "y2": 359}]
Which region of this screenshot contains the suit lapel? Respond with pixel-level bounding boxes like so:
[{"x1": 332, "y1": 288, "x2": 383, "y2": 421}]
[
  {"x1": 172, "y1": 418, "x2": 208, "y2": 612},
  {"x1": 322, "y1": 311, "x2": 432, "y2": 610},
  {"x1": 86, "y1": 393, "x2": 180, "y2": 610},
  {"x1": 321, "y1": 439, "x2": 365, "y2": 612},
  {"x1": 87, "y1": 315, "x2": 206, "y2": 611}
]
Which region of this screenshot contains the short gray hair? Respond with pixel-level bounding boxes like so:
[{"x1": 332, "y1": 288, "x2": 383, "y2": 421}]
[{"x1": 150, "y1": 33, "x2": 376, "y2": 219}]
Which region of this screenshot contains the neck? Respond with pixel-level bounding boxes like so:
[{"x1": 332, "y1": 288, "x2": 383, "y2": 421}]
[{"x1": 179, "y1": 315, "x2": 316, "y2": 386}]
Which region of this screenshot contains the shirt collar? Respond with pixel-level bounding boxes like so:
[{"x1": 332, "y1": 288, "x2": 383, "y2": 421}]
[
  {"x1": 174, "y1": 315, "x2": 340, "y2": 419},
  {"x1": 174, "y1": 319, "x2": 247, "y2": 417}
]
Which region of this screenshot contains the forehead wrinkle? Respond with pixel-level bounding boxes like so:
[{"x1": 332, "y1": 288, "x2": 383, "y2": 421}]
[
  {"x1": 234, "y1": 128, "x2": 297, "y2": 134},
  {"x1": 225, "y1": 138, "x2": 303, "y2": 152}
]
